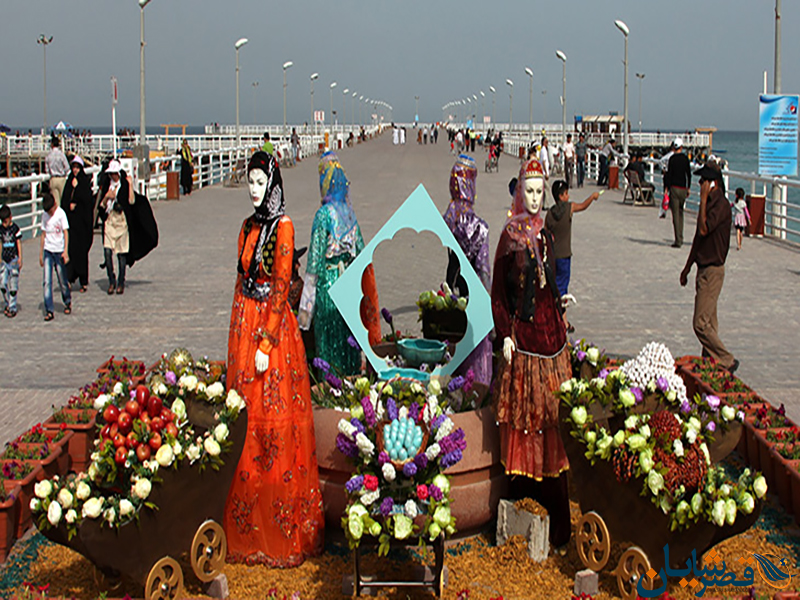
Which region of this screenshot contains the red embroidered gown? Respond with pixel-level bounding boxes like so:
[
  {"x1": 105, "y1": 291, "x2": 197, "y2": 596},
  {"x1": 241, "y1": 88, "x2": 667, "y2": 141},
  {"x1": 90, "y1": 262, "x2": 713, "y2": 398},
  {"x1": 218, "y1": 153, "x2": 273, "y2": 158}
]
[{"x1": 224, "y1": 215, "x2": 324, "y2": 566}]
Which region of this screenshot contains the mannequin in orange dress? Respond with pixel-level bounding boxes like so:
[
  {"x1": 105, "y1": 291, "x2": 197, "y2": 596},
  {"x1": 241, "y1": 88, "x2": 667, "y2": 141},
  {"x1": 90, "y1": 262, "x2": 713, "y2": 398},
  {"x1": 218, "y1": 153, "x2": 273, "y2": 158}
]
[{"x1": 224, "y1": 151, "x2": 324, "y2": 566}]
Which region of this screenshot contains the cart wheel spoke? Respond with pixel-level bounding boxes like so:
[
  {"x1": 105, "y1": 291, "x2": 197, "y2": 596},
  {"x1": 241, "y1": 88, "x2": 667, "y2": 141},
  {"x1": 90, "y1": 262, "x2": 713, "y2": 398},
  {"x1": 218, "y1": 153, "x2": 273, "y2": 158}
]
[
  {"x1": 613, "y1": 546, "x2": 653, "y2": 600},
  {"x1": 191, "y1": 519, "x2": 227, "y2": 582},
  {"x1": 146, "y1": 556, "x2": 184, "y2": 600},
  {"x1": 575, "y1": 511, "x2": 611, "y2": 571}
]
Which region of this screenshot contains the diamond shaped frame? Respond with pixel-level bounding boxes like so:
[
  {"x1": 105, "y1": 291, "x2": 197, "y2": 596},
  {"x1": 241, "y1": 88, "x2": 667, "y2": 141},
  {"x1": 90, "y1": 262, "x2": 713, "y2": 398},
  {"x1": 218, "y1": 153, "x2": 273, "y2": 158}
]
[{"x1": 328, "y1": 184, "x2": 493, "y2": 378}]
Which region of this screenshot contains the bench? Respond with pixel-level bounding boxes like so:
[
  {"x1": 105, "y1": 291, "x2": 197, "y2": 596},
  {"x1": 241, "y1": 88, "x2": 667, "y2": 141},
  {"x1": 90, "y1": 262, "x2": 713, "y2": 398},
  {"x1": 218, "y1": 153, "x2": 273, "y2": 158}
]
[{"x1": 623, "y1": 169, "x2": 655, "y2": 206}]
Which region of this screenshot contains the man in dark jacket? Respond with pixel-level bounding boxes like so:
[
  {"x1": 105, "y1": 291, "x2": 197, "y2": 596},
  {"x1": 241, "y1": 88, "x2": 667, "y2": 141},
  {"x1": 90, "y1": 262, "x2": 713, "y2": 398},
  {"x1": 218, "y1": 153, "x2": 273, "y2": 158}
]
[
  {"x1": 680, "y1": 158, "x2": 737, "y2": 372},
  {"x1": 665, "y1": 137, "x2": 692, "y2": 247}
]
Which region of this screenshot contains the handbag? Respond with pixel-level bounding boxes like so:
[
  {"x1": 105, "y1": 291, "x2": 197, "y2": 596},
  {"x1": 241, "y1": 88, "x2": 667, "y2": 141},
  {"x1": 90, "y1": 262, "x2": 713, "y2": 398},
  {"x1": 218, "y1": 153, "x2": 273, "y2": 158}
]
[{"x1": 662, "y1": 189, "x2": 670, "y2": 211}]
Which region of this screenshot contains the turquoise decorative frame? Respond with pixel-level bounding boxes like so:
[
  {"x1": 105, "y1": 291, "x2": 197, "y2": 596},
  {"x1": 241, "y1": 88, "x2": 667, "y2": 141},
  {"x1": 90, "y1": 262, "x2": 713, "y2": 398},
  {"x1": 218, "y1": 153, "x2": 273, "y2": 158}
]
[{"x1": 328, "y1": 184, "x2": 493, "y2": 379}]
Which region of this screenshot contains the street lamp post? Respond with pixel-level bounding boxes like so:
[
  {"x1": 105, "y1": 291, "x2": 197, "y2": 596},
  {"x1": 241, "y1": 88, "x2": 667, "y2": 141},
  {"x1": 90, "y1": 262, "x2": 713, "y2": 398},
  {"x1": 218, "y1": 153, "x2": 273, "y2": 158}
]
[
  {"x1": 480, "y1": 91, "x2": 485, "y2": 128},
  {"x1": 329, "y1": 81, "x2": 337, "y2": 130},
  {"x1": 505, "y1": 79, "x2": 514, "y2": 132},
  {"x1": 556, "y1": 50, "x2": 567, "y2": 145},
  {"x1": 351, "y1": 92, "x2": 357, "y2": 129},
  {"x1": 541, "y1": 90, "x2": 547, "y2": 124},
  {"x1": 252, "y1": 81, "x2": 259, "y2": 124},
  {"x1": 342, "y1": 88, "x2": 349, "y2": 133},
  {"x1": 36, "y1": 34, "x2": 53, "y2": 137},
  {"x1": 359, "y1": 95, "x2": 364, "y2": 127},
  {"x1": 282, "y1": 61, "x2": 293, "y2": 137},
  {"x1": 489, "y1": 86, "x2": 496, "y2": 126},
  {"x1": 524, "y1": 67, "x2": 533, "y2": 135},
  {"x1": 138, "y1": 0, "x2": 153, "y2": 146},
  {"x1": 415, "y1": 95, "x2": 419, "y2": 125},
  {"x1": 635, "y1": 73, "x2": 645, "y2": 135},
  {"x1": 310, "y1": 72, "x2": 318, "y2": 135},
  {"x1": 615, "y1": 19, "x2": 630, "y2": 156},
  {"x1": 234, "y1": 38, "x2": 248, "y2": 149}
]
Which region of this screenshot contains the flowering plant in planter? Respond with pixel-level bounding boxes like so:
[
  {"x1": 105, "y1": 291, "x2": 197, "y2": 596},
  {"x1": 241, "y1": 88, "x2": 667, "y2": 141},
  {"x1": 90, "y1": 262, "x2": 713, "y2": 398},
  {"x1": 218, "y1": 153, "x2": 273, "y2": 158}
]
[
  {"x1": 2, "y1": 441, "x2": 51, "y2": 461},
  {"x1": 570, "y1": 339, "x2": 609, "y2": 377},
  {"x1": 15, "y1": 424, "x2": 66, "y2": 445},
  {"x1": 1, "y1": 461, "x2": 35, "y2": 481},
  {"x1": 332, "y1": 374, "x2": 465, "y2": 554},
  {"x1": 767, "y1": 426, "x2": 800, "y2": 444},
  {"x1": 31, "y1": 348, "x2": 245, "y2": 538},
  {"x1": 752, "y1": 404, "x2": 790, "y2": 429}
]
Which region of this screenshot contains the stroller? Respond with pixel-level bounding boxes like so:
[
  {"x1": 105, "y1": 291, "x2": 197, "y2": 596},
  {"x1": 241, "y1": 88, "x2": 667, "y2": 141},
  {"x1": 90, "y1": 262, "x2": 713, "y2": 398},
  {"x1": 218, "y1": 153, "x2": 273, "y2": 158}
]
[{"x1": 485, "y1": 143, "x2": 500, "y2": 172}]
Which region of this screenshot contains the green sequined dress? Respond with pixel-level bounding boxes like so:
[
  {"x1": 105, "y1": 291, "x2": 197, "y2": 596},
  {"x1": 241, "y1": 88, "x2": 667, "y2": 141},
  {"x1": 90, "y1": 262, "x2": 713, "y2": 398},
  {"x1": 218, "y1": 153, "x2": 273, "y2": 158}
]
[{"x1": 307, "y1": 206, "x2": 364, "y2": 375}]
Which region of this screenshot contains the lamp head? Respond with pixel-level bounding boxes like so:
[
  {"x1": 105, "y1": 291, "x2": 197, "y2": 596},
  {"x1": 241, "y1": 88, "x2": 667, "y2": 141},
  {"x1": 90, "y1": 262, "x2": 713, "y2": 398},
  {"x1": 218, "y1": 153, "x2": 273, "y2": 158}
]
[
  {"x1": 352, "y1": 92, "x2": 357, "y2": 97},
  {"x1": 480, "y1": 90, "x2": 485, "y2": 97},
  {"x1": 343, "y1": 88, "x2": 349, "y2": 94},
  {"x1": 472, "y1": 94, "x2": 477, "y2": 100},
  {"x1": 556, "y1": 50, "x2": 567, "y2": 62},
  {"x1": 614, "y1": 20, "x2": 629, "y2": 36},
  {"x1": 489, "y1": 86, "x2": 496, "y2": 93},
  {"x1": 138, "y1": 0, "x2": 151, "y2": 7},
  {"x1": 505, "y1": 79, "x2": 514, "y2": 87},
  {"x1": 310, "y1": 72, "x2": 319, "y2": 81},
  {"x1": 235, "y1": 38, "x2": 248, "y2": 50},
  {"x1": 330, "y1": 81, "x2": 337, "y2": 89},
  {"x1": 282, "y1": 61, "x2": 294, "y2": 70},
  {"x1": 359, "y1": 95, "x2": 363, "y2": 100},
  {"x1": 524, "y1": 67, "x2": 533, "y2": 77}
]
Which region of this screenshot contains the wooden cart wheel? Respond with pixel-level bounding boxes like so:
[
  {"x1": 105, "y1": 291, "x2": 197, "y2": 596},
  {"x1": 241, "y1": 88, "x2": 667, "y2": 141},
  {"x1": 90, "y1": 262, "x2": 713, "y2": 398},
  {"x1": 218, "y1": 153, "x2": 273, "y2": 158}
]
[
  {"x1": 612, "y1": 546, "x2": 654, "y2": 600},
  {"x1": 190, "y1": 519, "x2": 227, "y2": 582},
  {"x1": 145, "y1": 556, "x2": 183, "y2": 600},
  {"x1": 575, "y1": 511, "x2": 611, "y2": 571}
]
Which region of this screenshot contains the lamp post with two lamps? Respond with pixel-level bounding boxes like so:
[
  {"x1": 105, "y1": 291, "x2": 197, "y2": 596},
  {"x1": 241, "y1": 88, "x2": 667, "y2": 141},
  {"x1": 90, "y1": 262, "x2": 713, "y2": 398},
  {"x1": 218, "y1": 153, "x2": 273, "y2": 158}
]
[
  {"x1": 488, "y1": 86, "x2": 496, "y2": 126},
  {"x1": 524, "y1": 67, "x2": 533, "y2": 135},
  {"x1": 635, "y1": 72, "x2": 645, "y2": 135},
  {"x1": 36, "y1": 34, "x2": 53, "y2": 137},
  {"x1": 329, "y1": 81, "x2": 337, "y2": 130},
  {"x1": 282, "y1": 60, "x2": 293, "y2": 137},
  {"x1": 505, "y1": 79, "x2": 514, "y2": 131},
  {"x1": 310, "y1": 72, "x2": 319, "y2": 135},
  {"x1": 234, "y1": 37, "x2": 248, "y2": 149},
  {"x1": 556, "y1": 50, "x2": 567, "y2": 145},
  {"x1": 615, "y1": 19, "x2": 630, "y2": 156}
]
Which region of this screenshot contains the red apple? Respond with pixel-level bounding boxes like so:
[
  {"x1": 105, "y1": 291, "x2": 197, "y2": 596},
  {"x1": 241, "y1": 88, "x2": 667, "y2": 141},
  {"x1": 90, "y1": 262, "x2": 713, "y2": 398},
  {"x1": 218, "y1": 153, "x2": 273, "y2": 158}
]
[
  {"x1": 126, "y1": 431, "x2": 139, "y2": 449},
  {"x1": 103, "y1": 404, "x2": 120, "y2": 424},
  {"x1": 165, "y1": 423, "x2": 179, "y2": 438},
  {"x1": 147, "y1": 396, "x2": 163, "y2": 418},
  {"x1": 100, "y1": 424, "x2": 111, "y2": 439},
  {"x1": 113, "y1": 433, "x2": 126, "y2": 448},
  {"x1": 149, "y1": 432, "x2": 162, "y2": 451},
  {"x1": 161, "y1": 408, "x2": 174, "y2": 423},
  {"x1": 135, "y1": 384, "x2": 150, "y2": 406},
  {"x1": 109, "y1": 423, "x2": 119, "y2": 439},
  {"x1": 125, "y1": 400, "x2": 140, "y2": 418},
  {"x1": 140, "y1": 411, "x2": 152, "y2": 426},
  {"x1": 150, "y1": 416, "x2": 164, "y2": 433},
  {"x1": 115, "y1": 446, "x2": 128, "y2": 464},
  {"x1": 117, "y1": 412, "x2": 133, "y2": 435},
  {"x1": 136, "y1": 444, "x2": 151, "y2": 462}
]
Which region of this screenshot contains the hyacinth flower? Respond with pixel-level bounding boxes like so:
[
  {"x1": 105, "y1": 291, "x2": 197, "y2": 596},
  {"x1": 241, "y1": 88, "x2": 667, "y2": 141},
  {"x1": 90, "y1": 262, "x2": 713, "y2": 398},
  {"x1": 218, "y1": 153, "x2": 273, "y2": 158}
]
[{"x1": 381, "y1": 307, "x2": 398, "y2": 342}]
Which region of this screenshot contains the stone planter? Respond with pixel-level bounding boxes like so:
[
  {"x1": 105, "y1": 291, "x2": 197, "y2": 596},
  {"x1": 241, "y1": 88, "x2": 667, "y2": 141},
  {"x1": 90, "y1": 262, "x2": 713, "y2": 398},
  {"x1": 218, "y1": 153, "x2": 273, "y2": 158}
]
[
  {"x1": 16, "y1": 430, "x2": 74, "y2": 478},
  {"x1": 42, "y1": 409, "x2": 97, "y2": 473},
  {"x1": 1, "y1": 462, "x2": 43, "y2": 538},
  {"x1": 773, "y1": 455, "x2": 800, "y2": 519},
  {"x1": 313, "y1": 405, "x2": 505, "y2": 538},
  {"x1": 0, "y1": 482, "x2": 20, "y2": 563}
]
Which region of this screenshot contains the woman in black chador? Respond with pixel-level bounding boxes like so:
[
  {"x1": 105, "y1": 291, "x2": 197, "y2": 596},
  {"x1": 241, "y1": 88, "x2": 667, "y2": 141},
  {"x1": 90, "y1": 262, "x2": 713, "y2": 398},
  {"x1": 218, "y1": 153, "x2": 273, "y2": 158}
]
[{"x1": 62, "y1": 156, "x2": 94, "y2": 292}]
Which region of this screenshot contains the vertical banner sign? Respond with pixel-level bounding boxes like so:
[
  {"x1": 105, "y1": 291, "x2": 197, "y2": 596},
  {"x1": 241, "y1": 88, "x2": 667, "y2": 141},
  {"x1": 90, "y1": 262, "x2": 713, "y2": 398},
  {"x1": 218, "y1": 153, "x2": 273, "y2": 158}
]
[
  {"x1": 111, "y1": 77, "x2": 118, "y2": 105},
  {"x1": 314, "y1": 110, "x2": 324, "y2": 123},
  {"x1": 759, "y1": 94, "x2": 799, "y2": 176}
]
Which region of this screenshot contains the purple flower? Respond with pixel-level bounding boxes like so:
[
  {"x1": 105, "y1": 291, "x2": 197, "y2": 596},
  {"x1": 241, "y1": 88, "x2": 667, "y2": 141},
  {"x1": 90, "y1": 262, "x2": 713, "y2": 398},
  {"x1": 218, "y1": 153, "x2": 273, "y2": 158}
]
[
  {"x1": 464, "y1": 368, "x2": 475, "y2": 394},
  {"x1": 347, "y1": 335, "x2": 360, "y2": 349},
  {"x1": 409, "y1": 402, "x2": 420, "y2": 423},
  {"x1": 680, "y1": 400, "x2": 693, "y2": 414},
  {"x1": 706, "y1": 421, "x2": 717, "y2": 433},
  {"x1": 345, "y1": 475, "x2": 364, "y2": 493},
  {"x1": 441, "y1": 449, "x2": 463, "y2": 469},
  {"x1": 386, "y1": 398, "x2": 398, "y2": 422},
  {"x1": 361, "y1": 397, "x2": 377, "y2": 428},
  {"x1": 432, "y1": 415, "x2": 446, "y2": 431},
  {"x1": 576, "y1": 350, "x2": 587, "y2": 362},
  {"x1": 381, "y1": 308, "x2": 393, "y2": 325},
  {"x1": 313, "y1": 357, "x2": 331, "y2": 373},
  {"x1": 631, "y1": 386, "x2": 644, "y2": 404},
  {"x1": 439, "y1": 429, "x2": 467, "y2": 454},
  {"x1": 656, "y1": 376, "x2": 670, "y2": 393},
  {"x1": 165, "y1": 371, "x2": 177, "y2": 385},
  {"x1": 129, "y1": 389, "x2": 136, "y2": 399},
  {"x1": 598, "y1": 368, "x2": 609, "y2": 379},
  {"x1": 378, "y1": 451, "x2": 390, "y2": 466},
  {"x1": 350, "y1": 418, "x2": 365, "y2": 435},
  {"x1": 379, "y1": 497, "x2": 394, "y2": 517},
  {"x1": 448, "y1": 376, "x2": 465, "y2": 393},
  {"x1": 429, "y1": 484, "x2": 444, "y2": 502},
  {"x1": 414, "y1": 453, "x2": 429, "y2": 470},
  {"x1": 336, "y1": 434, "x2": 358, "y2": 458},
  {"x1": 403, "y1": 462, "x2": 418, "y2": 477},
  {"x1": 705, "y1": 395, "x2": 721, "y2": 411},
  {"x1": 325, "y1": 372, "x2": 342, "y2": 389}
]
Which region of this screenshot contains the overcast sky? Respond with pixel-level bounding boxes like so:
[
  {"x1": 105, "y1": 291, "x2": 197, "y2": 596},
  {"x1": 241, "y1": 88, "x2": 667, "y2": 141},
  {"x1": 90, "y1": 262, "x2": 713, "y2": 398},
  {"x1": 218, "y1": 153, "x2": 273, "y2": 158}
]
[{"x1": 3, "y1": 1, "x2": 797, "y2": 132}]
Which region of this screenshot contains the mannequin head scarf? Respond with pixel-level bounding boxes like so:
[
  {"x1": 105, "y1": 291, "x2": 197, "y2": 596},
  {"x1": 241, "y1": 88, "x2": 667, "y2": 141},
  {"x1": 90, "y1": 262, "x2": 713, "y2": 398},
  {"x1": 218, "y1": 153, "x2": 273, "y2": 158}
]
[
  {"x1": 443, "y1": 154, "x2": 477, "y2": 230},
  {"x1": 502, "y1": 157, "x2": 547, "y2": 273},
  {"x1": 318, "y1": 151, "x2": 357, "y2": 250}
]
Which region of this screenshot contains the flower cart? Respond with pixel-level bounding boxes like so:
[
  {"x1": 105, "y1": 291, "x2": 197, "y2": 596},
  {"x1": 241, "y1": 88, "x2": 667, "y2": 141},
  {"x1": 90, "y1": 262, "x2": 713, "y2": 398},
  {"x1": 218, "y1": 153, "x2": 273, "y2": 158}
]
[
  {"x1": 32, "y1": 349, "x2": 248, "y2": 600},
  {"x1": 561, "y1": 342, "x2": 766, "y2": 600}
]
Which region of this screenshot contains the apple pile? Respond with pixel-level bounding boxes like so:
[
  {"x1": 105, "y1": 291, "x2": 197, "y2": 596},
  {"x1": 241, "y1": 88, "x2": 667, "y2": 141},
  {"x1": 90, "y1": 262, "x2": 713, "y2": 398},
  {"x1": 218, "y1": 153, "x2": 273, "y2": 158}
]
[{"x1": 99, "y1": 385, "x2": 179, "y2": 467}]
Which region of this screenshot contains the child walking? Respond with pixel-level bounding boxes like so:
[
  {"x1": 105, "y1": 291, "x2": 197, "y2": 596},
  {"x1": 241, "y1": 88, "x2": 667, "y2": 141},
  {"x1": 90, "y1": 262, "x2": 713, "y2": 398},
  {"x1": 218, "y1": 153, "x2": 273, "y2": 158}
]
[
  {"x1": 39, "y1": 193, "x2": 71, "y2": 321},
  {"x1": 0, "y1": 204, "x2": 23, "y2": 317},
  {"x1": 732, "y1": 187, "x2": 750, "y2": 251}
]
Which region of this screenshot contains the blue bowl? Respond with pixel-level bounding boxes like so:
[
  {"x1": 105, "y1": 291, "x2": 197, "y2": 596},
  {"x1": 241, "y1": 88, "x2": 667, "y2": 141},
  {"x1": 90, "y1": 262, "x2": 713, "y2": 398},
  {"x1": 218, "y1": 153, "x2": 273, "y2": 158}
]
[
  {"x1": 378, "y1": 368, "x2": 430, "y2": 383},
  {"x1": 396, "y1": 338, "x2": 447, "y2": 368}
]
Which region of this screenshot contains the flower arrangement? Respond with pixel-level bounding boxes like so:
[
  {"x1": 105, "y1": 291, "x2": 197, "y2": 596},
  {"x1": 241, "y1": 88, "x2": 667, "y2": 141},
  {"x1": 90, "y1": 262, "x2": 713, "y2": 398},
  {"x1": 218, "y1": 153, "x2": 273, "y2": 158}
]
[
  {"x1": 570, "y1": 339, "x2": 609, "y2": 377},
  {"x1": 2, "y1": 441, "x2": 51, "y2": 461},
  {"x1": 559, "y1": 342, "x2": 765, "y2": 531},
  {"x1": 752, "y1": 403, "x2": 790, "y2": 429},
  {"x1": 15, "y1": 424, "x2": 65, "y2": 445},
  {"x1": 1, "y1": 460, "x2": 35, "y2": 481},
  {"x1": 31, "y1": 348, "x2": 245, "y2": 538},
  {"x1": 417, "y1": 283, "x2": 468, "y2": 315},
  {"x1": 334, "y1": 375, "x2": 465, "y2": 554}
]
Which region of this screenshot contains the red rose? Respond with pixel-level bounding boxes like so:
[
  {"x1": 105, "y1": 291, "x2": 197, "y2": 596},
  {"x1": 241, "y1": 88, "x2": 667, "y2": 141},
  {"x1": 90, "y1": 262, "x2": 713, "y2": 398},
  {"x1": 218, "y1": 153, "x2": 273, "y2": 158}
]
[
  {"x1": 417, "y1": 484, "x2": 429, "y2": 501},
  {"x1": 364, "y1": 474, "x2": 379, "y2": 491}
]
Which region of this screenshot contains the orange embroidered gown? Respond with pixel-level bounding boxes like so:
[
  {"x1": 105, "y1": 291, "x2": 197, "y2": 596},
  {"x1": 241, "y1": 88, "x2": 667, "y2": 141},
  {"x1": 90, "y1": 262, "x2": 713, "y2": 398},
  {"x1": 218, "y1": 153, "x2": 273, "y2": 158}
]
[{"x1": 224, "y1": 215, "x2": 325, "y2": 566}]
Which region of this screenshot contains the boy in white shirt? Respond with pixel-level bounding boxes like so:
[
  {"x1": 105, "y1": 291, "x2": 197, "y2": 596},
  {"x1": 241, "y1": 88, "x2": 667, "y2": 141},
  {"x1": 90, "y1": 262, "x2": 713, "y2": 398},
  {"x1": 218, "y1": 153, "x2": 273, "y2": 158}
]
[{"x1": 39, "y1": 192, "x2": 71, "y2": 321}]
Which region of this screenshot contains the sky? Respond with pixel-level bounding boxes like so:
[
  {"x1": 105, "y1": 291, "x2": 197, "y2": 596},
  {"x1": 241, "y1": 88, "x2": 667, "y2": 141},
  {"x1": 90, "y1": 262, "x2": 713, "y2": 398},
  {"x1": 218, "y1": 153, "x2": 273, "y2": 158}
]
[{"x1": 2, "y1": 0, "x2": 798, "y2": 133}]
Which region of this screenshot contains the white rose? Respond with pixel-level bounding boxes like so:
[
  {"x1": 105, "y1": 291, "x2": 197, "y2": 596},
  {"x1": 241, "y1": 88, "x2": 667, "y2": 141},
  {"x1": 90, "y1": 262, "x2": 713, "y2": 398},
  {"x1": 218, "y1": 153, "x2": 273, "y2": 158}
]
[
  {"x1": 113, "y1": 381, "x2": 123, "y2": 395},
  {"x1": 47, "y1": 501, "x2": 62, "y2": 526},
  {"x1": 171, "y1": 398, "x2": 187, "y2": 420},
  {"x1": 619, "y1": 389, "x2": 636, "y2": 408},
  {"x1": 196, "y1": 382, "x2": 207, "y2": 396},
  {"x1": 721, "y1": 406, "x2": 736, "y2": 422},
  {"x1": 87, "y1": 463, "x2": 99, "y2": 482},
  {"x1": 225, "y1": 389, "x2": 245, "y2": 411},
  {"x1": 624, "y1": 415, "x2": 639, "y2": 430},
  {"x1": 206, "y1": 381, "x2": 225, "y2": 399},
  {"x1": 398, "y1": 406, "x2": 408, "y2": 420},
  {"x1": 586, "y1": 347, "x2": 600, "y2": 366},
  {"x1": 560, "y1": 380, "x2": 573, "y2": 394},
  {"x1": 82, "y1": 497, "x2": 104, "y2": 519},
  {"x1": 360, "y1": 490, "x2": 380, "y2": 506},
  {"x1": 404, "y1": 500, "x2": 419, "y2": 518},
  {"x1": 639, "y1": 424, "x2": 651, "y2": 439},
  {"x1": 179, "y1": 374, "x2": 198, "y2": 391},
  {"x1": 133, "y1": 478, "x2": 152, "y2": 500},
  {"x1": 156, "y1": 444, "x2": 174, "y2": 467},
  {"x1": 688, "y1": 417, "x2": 702, "y2": 434},
  {"x1": 427, "y1": 380, "x2": 442, "y2": 396},
  {"x1": 30, "y1": 498, "x2": 41, "y2": 511},
  {"x1": 700, "y1": 442, "x2": 711, "y2": 466},
  {"x1": 119, "y1": 499, "x2": 135, "y2": 518},
  {"x1": 104, "y1": 507, "x2": 116, "y2": 524},
  {"x1": 34, "y1": 480, "x2": 53, "y2": 499},
  {"x1": 571, "y1": 406, "x2": 588, "y2": 427},
  {"x1": 712, "y1": 500, "x2": 726, "y2": 526},
  {"x1": 57, "y1": 489, "x2": 74, "y2": 509},
  {"x1": 686, "y1": 429, "x2": 697, "y2": 445},
  {"x1": 76, "y1": 481, "x2": 91, "y2": 500},
  {"x1": 93, "y1": 394, "x2": 110, "y2": 411},
  {"x1": 410, "y1": 382, "x2": 424, "y2": 395},
  {"x1": 204, "y1": 437, "x2": 221, "y2": 457},
  {"x1": 673, "y1": 439, "x2": 684, "y2": 458},
  {"x1": 172, "y1": 442, "x2": 182, "y2": 456},
  {"x1": 186, "y1": 444, "x2": 201, "y2": 462},
  {"x1": 65, "y1": 509, "x2": 77, "y2": 524},
  {"x1": 214, "y1": 423, "x2": 229, "y2": 442},
  {"x1": 382, "y1": 462, "x2": 396, "y2": 482},
  {"x1": 753, "y1": 476, "x2": 768, "y2": 499}
]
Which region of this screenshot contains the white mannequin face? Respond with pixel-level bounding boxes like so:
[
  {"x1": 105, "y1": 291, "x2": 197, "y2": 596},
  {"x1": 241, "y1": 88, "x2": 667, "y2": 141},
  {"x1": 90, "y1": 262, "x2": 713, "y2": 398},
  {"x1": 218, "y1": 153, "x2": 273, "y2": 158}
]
[
  {"x1": 522, "y1": 177, "x2": 544, "y2": 214},
  {"x1": 248, "y1": 168, "x2": 268, "y2": 208}
]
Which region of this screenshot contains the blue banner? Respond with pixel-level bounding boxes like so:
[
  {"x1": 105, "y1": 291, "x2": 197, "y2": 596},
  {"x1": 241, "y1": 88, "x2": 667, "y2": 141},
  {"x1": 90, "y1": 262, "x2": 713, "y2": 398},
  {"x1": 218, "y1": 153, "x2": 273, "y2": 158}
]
[{"x1": 758, "y1": 94, "x2": 799, "y2": 176}]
